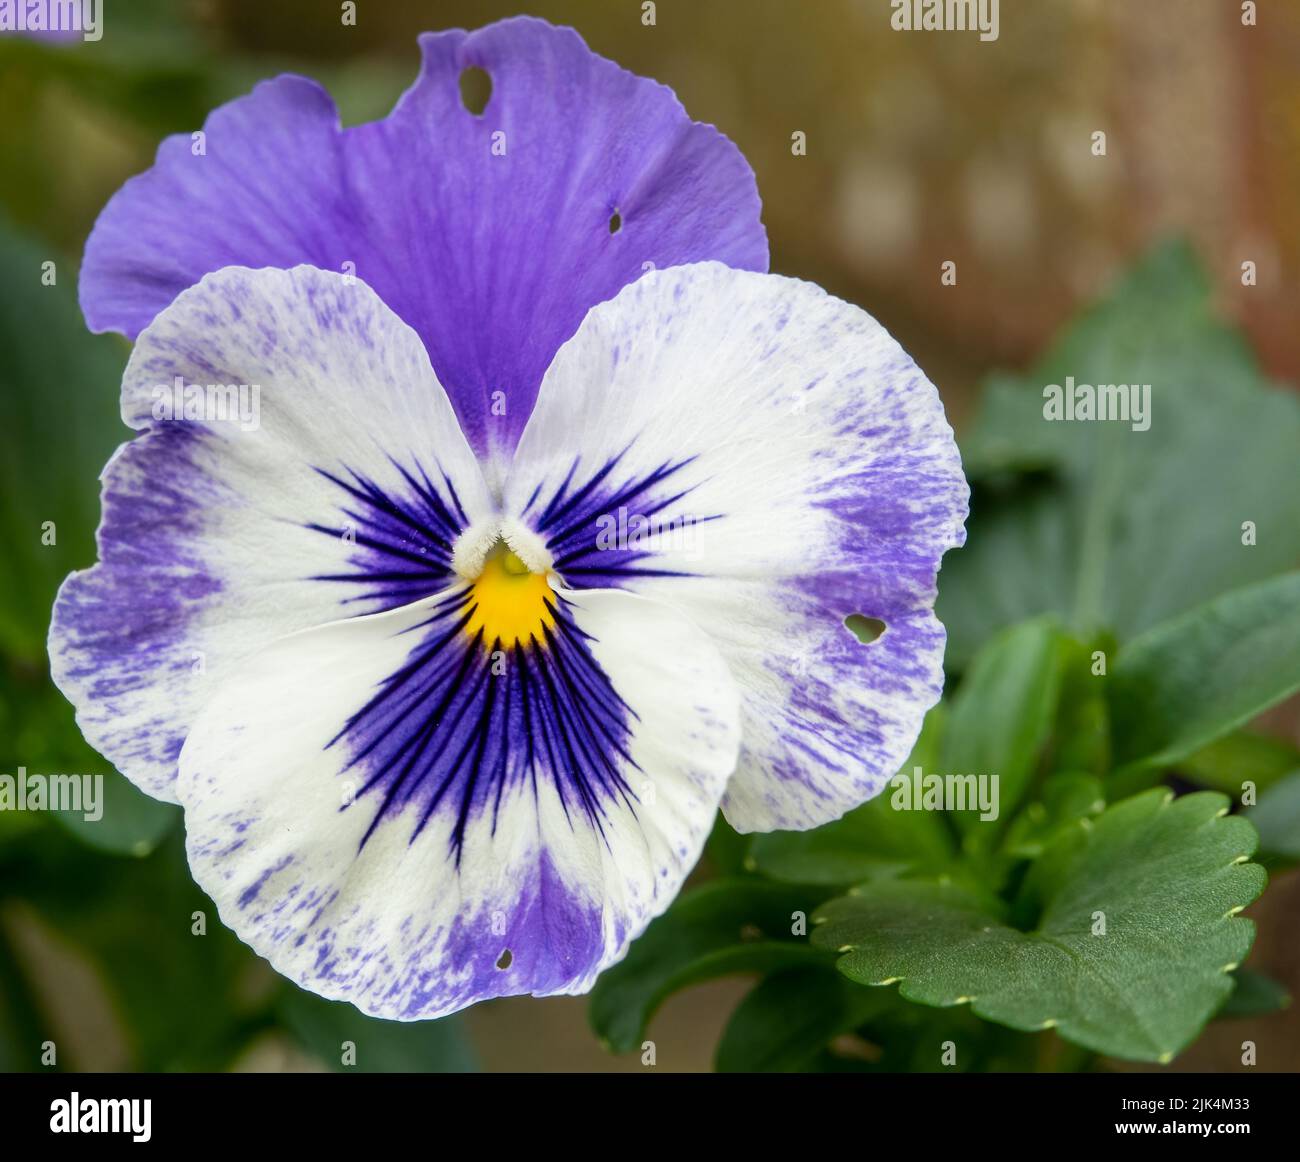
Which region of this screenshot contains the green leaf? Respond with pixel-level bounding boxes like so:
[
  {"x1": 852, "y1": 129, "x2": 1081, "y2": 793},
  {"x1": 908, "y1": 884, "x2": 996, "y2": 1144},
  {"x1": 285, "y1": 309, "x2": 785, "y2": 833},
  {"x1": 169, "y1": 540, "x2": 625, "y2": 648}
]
[
  {"x1": 0, "y1": 219, "x2": 126, "y2": 663},
  {"x1": 813, "y1": 790, "x2": 1266, "y2": 1062},
  {"x1": 1244, "y1": 772, "x2": 1300, "y2": 863},
  {"x1": 746, "y1": 706, "x2": 951, "y2": 885},
  {"x1": 1109, "y1": 573, "x2": 1300, "y2": 773},
  {"x1": 588, "y1": 880, "x2": 828, "y2": 1053},
  {"x1": 0, "y1": 217, "x2": 173, "y2": 857},
  {"x1": 50, "y1": 768, "x2": 179, "y2": 858},
  {"x1": 1, "y1": 665, "x2": 178, "y2": 858},
  {"x1": 935, "y1": 479, "x2": 1075, "y2": 670},
  {"x1": 1180, "y1": 731, "x2": 1300, "y2": 797},
  {"x1": 1050, "y1": 634, "x2": 1113, "y2": 774},
  {"x1": 705, "y1": 811, "x2": 751, "y2": 877},
  {"x1": 1001, "y1": 773, "x2": 1106, "y2": 859},
  {"x1": 276, "y1": 986, "x2": 477, "y2": 1073},
  {"x1": 1218, "y1": 968, "x2": 1290, "y2": 1019},
  {"x1": 939, "y1": 240, "x2": 1300, "y2": 667},
  {"x1": 940, "y1": 617, "x2": 1066, "y2": 839},
  {"x1": 715, "y1": 966, "x2": 890, "y2": 1073}
]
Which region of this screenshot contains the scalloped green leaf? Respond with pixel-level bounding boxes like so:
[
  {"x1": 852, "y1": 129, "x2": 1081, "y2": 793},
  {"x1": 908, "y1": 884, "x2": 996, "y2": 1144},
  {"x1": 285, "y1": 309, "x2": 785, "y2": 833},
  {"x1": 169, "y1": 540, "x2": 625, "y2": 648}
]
[
  {"x1": 589, "y1": 880, "x2": 828, "y2": 1053},
  {"x1": 812, "y1": 790, "x2": 1265, "y2": 1062}
]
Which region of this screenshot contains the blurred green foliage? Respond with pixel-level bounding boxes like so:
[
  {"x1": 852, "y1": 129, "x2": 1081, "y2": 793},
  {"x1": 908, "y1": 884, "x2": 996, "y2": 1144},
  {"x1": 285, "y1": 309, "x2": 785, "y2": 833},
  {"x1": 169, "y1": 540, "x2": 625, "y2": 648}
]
[{"x1": 944, "y1": 242, "x2": 1300, "y2": 668}]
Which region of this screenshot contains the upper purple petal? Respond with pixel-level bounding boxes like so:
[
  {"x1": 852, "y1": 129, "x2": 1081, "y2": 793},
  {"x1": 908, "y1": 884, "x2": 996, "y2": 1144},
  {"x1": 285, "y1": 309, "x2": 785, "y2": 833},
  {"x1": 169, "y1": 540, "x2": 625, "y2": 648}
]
[{"x1": 78, "y1": 16, "x2": 768, "y2": 461}]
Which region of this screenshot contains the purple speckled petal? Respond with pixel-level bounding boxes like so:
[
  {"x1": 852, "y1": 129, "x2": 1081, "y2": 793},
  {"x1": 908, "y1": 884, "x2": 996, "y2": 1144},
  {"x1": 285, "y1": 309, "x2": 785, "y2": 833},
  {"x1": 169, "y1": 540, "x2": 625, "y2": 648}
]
[
  {"x1": 504, "y1": 262, "x2": 970, "y2": 832},
  {"x1": 178, "y1": 585, "x2": 739, "y2": 1019},
  {"x1": 78, "y1": 15, "x2": 768, "y2": 469},
  {"x1": 49, "y1": 265, "x2": 492, "y2": 801}
]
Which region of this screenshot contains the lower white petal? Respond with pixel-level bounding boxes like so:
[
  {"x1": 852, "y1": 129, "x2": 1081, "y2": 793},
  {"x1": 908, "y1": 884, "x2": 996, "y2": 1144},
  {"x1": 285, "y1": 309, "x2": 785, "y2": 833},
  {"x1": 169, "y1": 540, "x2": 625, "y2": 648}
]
[{"x1": 177, "y1": 585, "x2": 739, "y2": 1019}]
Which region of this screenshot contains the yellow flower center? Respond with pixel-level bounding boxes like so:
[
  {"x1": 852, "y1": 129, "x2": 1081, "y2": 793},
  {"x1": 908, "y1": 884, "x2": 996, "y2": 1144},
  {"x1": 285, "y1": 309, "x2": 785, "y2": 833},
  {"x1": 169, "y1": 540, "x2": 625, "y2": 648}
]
[{"x1": 464, "y1": 547, "x2": 554, "y2": 647}]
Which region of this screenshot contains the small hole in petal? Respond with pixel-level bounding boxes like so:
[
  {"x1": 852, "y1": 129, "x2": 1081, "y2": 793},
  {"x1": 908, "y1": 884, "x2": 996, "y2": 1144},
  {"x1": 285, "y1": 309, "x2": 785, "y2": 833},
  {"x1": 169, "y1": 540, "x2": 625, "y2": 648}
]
[
  {"x1": 608, "y1": 209, "x2": 622, "y2": 234},
  {"x1": 496, "y1": 948, "x2": 513, "y2": 970},
  {"x1": 459, "y1": 66, "x2": 492, "y2": 115},
  {"x1": 844, "y1": 614, "x2": 886, "y2": 644}
]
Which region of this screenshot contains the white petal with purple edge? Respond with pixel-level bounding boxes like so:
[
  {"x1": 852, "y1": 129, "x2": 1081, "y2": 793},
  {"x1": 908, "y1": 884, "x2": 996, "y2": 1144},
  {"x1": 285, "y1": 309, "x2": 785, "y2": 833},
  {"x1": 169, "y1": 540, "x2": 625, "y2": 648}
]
[
  {"x1": 49, "y1": 266, "x2": 491, "y2": 801},
  {"x1": 504, "y1": 262, "x2": 969, "y2": 832},
  {"x1": 177, "y1": 585, "x2": 740, "y2": 1019}
]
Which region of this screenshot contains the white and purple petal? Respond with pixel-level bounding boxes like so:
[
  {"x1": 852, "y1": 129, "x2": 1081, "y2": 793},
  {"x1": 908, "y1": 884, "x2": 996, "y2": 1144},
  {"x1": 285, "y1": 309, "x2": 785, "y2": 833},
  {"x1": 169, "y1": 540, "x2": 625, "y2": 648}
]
[
  {"x1": 178, "y1": 585, "x2": 739, "y2": 1019},
  {"x1": 78, "y1": 16, "x2": 768, "y2": 467},
  {"x1": 504, "y1": 262, "x2": 969, "y2": 832},
  {"x1": 50, "y1": 265, "x2": 491, "y2": 800}
]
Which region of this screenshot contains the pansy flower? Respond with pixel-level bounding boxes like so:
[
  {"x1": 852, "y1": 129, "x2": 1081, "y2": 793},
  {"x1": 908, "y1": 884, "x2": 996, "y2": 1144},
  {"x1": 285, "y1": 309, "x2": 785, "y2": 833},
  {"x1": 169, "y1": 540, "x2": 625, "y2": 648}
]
[{"x1": 50, "y1": 18, "x2": 968, "y2": 1019}]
